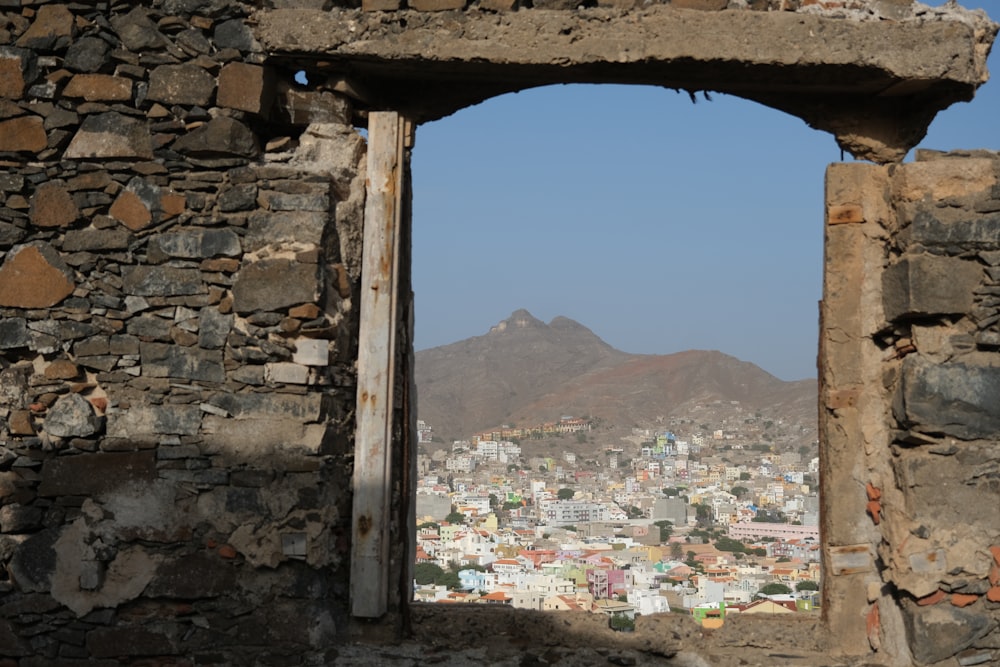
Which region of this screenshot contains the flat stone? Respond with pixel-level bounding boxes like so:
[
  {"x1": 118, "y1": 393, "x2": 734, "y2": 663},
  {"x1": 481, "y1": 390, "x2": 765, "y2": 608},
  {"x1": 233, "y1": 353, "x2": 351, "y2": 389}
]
[
  {"x1": 171, "y1": 116, "x2": 259, "y2": 159},
  {"x1": 86, "y1": 626, "x2": 172, "y2": 659},
  {"x1": 911, "y1": 210, "x2": 1000, "y2": 248},
  {"x1": 882, "y1": 254, "x2": 981, "y2": 322},
  {"x1": 8, "y1": 528, "x2": 60, "y2": 592},
  {"x1": 106, "y1": 404, "x2": 202, "y2": 438},
  {"x1": 63, "y1": 36, "x2": 110, "y2": 73},
  {"x1": 213, "y1": 19, "x2": 259, "y2": 52},
  {"x1": 0, "y1": 222, "x2": 26, "y2": 247},
  {"x1": 198, "y1": 307, "x2": 233, "y2": 349},
  {"x1": 0, "y1": 47, "x2": 38, "y2": 99},
  {"x1": 110, "y1": 7, "x2": 168, "y2": 52},
  {"x1": 201, "y1": 416, "x2": 326, "y2": 460},
  {"x1": 0, "y1": 318, "x2": 30, "y2": 349},
  {"x1": 147, "y1": 64, "x2": 216, "y2": 107},
  {"x1": 15, "y1": 4, "x2": 75, "y2": 50},
  {"x1": 232, "y1": 258, "x2": 319, "y2": 313},
  {"x1": 901, "y1": 602, "x2": 992, "y2": 665},
  {"x1": 62, "y1": 227, "x2": 131, "y2": 251},
  {"x1": 38, "y1": 451, "x2": 157, "y2": 497},
  {"x1": 246, "y1": 210, "x2": 326, "y2": 250},
  {"x1": 29, "y1": 181, "x2": 79, "y2": 228},
  {"x1": 140, "y1": 342, "x2": 225, "y2": 382},
  {"x1": 218, "y1": 62, "x2": 275, "y2": 116},
  {"x1": 109, "y1": 189, "x2": 152, "y2": 231},
  {"x1": 219, "y1": 183, "x2": 257, "y2": 212},
  {"x1": 64, "y1": 112, "x2": 153, "y2": 160},
  {"x1": 152, "y1": 228, "x2": 242, "y2": 259},
  {"x1": 205, "y1": 392, "x2": 323, "y2": 421},
  {"x1": 146, "y1": 552, "x2": 236, "y2": 598},
  {"x1": 0, "y1": 116, "x2": 47, "y2": 153},
  {"x1": 281, "y1": 89, "x2": 351, "y2": 126},
  {"x1": 44, "y1": 392, "x2": 99, "y2": 438},
  {"x1": 122, "y1": 266, "x2": 204, "y2": 297},
  {"x1": 62, "y1": 74, "x2": 133, "y2": 102},
  {"x1": 44, "y1": 359, "x2": 80, "y2": 379},
  {"x1": 899, "y1": 357, "x2": 1000, "y2": 440},
  {"x1": 265, "y1": 362, "x2": 309, "y2": 384},
  {"x1": 292, "y1": 337, "x2": 329, "y2": 366},
  {"x1": 0, "y1": 504, "x2": 43, "y2": 533},
  {"x1": 7, "y1": 410, "x2": 34, "y2": 436},
  {"x1": 0, "y1": 243, "x2": 75, "y2": 309}
]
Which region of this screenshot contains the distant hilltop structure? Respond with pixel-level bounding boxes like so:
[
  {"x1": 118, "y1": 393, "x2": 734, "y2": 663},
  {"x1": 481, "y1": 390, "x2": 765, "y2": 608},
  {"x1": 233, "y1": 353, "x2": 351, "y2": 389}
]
[{"x1": 472, "y1": 416, "x2": 592, "y2": 443}]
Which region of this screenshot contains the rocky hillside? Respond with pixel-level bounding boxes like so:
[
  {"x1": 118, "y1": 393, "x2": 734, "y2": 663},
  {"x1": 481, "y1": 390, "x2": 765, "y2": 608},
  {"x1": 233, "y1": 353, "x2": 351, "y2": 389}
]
[{"x1": 415, "y1": 310, "x2": 816, "y2": 442}]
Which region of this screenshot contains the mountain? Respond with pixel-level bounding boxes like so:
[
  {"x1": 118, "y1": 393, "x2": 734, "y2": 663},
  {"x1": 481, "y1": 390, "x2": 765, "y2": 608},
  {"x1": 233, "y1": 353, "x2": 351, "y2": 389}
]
[{"x1": 415, "y1": 309, "x2": 816, "y2": 443}]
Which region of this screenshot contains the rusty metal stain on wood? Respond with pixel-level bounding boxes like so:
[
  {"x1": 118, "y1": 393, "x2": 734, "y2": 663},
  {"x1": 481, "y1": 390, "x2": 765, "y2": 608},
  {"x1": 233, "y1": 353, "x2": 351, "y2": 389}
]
[
  {"x1": 351, "y1": 111, "x2": 406, "y2": 619},
  {"x1": 829, "y1": 544, "x2": 874, "y2": 575}
]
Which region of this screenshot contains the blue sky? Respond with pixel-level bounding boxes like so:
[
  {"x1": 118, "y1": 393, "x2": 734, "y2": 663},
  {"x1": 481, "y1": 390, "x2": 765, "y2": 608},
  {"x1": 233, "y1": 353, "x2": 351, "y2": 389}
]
[{"x1": 410, "y1": 2, "x2": 998, "y2": 382}]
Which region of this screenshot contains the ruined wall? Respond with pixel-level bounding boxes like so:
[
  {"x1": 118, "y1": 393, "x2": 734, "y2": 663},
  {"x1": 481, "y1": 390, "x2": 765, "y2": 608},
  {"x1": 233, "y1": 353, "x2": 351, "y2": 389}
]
[
  {"x1": 0, "y1": 2, "x2": 372, "y2": 663},
  {"x1": 821, "y1": 152, "x2": 1000, "y2": 666},
  {"x1": 0, "y1": 0, "x2": 998, "y2": 665}
]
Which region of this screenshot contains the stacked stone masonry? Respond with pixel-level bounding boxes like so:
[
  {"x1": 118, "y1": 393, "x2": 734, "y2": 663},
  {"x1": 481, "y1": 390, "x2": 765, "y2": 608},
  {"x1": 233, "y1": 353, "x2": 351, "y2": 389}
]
[{"x1": 0, "y1": 0, "x2": 998, "y2": 665}]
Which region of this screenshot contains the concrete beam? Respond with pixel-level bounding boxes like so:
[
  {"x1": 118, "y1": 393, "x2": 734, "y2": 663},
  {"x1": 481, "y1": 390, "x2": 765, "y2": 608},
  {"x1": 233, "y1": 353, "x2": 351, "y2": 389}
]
[{"x1": 253, "y1": 6, "x2": 996, "y2": 163}]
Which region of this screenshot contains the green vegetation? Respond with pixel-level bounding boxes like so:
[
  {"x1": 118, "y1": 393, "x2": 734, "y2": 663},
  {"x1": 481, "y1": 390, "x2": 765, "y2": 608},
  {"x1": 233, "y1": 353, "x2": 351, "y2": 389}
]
[
  {"x1": 444, "y1": 511, "x2": 466, "y2": 524},
  {"x1": 653, "y1": 520, "x2": 673, "y2": 543},
  {"x1": 757, "y1": 583, "x2": 792, "y2": 597},
  {"x1": 796, "y1": 580, "x2": 819, "y2": 592},
  {"x1": 609, "y1": 613, "x2": 635, "y2": 632},
  {"x1": 557, "y1": 487, "x2": 575, "y2": 500}
]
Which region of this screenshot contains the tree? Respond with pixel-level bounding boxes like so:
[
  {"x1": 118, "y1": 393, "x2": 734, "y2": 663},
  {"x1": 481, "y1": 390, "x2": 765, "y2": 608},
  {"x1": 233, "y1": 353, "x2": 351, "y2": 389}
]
[
  {"x1": 729, "y1": 486, "x2": 750, "y2": 499},
  {"x1": 557, "y1": 488, "x2": 576, "y2": 500},
  {"x1": 796, "y1": 580, "x2": 819, "y2": 592},
  {"x1": 445, "y1": 511, "x2": 466, "y2": 524},
  {"x1": 740, "y1": 472, "x2": 752, "y2": 481},
  {"x1": 757, "y1": 583, "x2": 792, "y2": 597},
  {"x1": 653, "y1": 520, "x2": 673, "y2": 543},
  {"x1": 670, "y1": 542, "x2": 684, "y2": 560},
  {"x1": 413, "y1": 562, "x2": 445, "y2": 585}
]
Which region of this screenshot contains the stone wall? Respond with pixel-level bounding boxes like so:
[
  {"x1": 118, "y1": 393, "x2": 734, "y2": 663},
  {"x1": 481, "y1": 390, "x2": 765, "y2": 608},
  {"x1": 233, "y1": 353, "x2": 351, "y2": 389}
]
[
  {"x1": 821, "y1": 152, "x2": 1000, "y2": 666},
  {"x1": 0, "y1": 0, "x2": 998, "y2": 665},
  {"x1": 0, "y1": 1, "x2": 371, "y2": 663}
]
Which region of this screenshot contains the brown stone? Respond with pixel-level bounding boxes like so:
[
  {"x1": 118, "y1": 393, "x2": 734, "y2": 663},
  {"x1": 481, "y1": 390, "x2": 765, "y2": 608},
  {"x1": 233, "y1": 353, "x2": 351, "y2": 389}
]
[
  {"x1": 15, "y1": 5, "x2": 75, "y2": 50},
  {"x1": 0, "y1": 244, "x2": 75, "y2": 308},
  {"x1": 29, "y1": 182, "x2": 79, "y2": 228},
  {"x1": 0, "y1": 48, "x2": 37, "y2": 99},
  {"x1": 917, "y1": 589, "x2": 946, "y2": 606},
  {"x1": 62, "y1": 73, "x2": 133, "y2": 102},
  {"x1": 109, "y1": 190, "x2": 152, "y2": 231},
  {"x1": 8, "y1": 410, "x2": 34, "y2": 436},
  {"x1": 408, "y1": 0, "x2": 466, "y2": 10},
  {"x1": 950, "y1": 593, "x2": 978, "y2": 608},
  {"x1": 161, "y1": 191, "x2": 186, "y2": 219},
  {"x1": 201, "y1": 258, "x2": 240, "y2": 272},
  {"x1": 289, "y1": 303, "x2": 322, "y2": 319},
  {"x1": 363, "y1": 0, "x2": 403, "y2": 10},
  {"x1": 147, "y1": 64, "x2": 216, "y2": 107},
  {"x1": 218, "y1": 544, "x2": 237, "y2": 559},
  {"x1": 670, "y1": 0, "x2": 728, "y2": 9},
  {"x1": 218, "y1": 62, "x2": 275, "y2": 116},
  {"x1": 44, "y1": 359, "x2": 80, "y2": 379},
  {"x1": 0, "y1": 116, "x2": 47, "y2": 152}
]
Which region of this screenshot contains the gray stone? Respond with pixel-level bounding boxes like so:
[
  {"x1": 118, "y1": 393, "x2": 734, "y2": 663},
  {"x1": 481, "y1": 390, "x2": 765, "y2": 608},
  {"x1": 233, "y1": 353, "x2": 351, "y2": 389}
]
[
  {"x1": 198, "y1": 307, "x2": 233, "y2": 349},
  {"x1": 147, "y1": 65, "x2": 216, "y2": 107},
  {"x1": 126, "y1": 314, "x2": 172, "y2": 340},
  {"x1": 110, "y1": 8, "x2": 168, "y2": 51},
  {"x1": 38, "y1": 451, "x2": 157, "y2": 497},
  {"x1": 0, "y1": 504, "x2": 43, "y2": 533},
  {"x1": 63, "y1": 36, "x2": 110, "y2": 73},
  {"x1": 0, "y1": 317, "x2": 30, "y2": 349},
  {"x1": 232, "y1": 258, "x2": 319, "y2": 313},
  {"x1": 246, "y1": 210, "x2": 326, "y2": 250},
  {"x1": 902, "y1": 602, "x2": 992, "y2": 665},
  {"x1": 86, "y1": 626, "x2": 173, "y2": 658},
  {"x1": 883, "y1": 254, "x2": 981, "y2": 322},
  {"x1": 140, "y1": 342, "x2": 225, "y2": 382},
  {"x1": 45, "y1": 393, "x2": 99, "y2": 438},
  {"x1": 206, "y1": 392, "x2": 323, "y2": 421},
  {"x1": 28, "y1": 318, "x2": 96, "y2": 340},
  {"x1": 912, "y1": 209, "x2": 1000, "y2": 247},
  {"x1": 9, "y1": 528, "x2": 61, "y2": 593},
  {"x1": 263, "y1": 191, "x2": 330, "y2": 212},
  {"x1": 172, "y1": 116, "x2": 259, "y2": 159},
  {"x1": 122, "y1": 266, "x2": 205, "y2": 297},
  {"x1": 64, "y1": 112, "x2": 154, "y2": 160},
  {"x1": 62, "y1": 227, "x2": 131, "y2": 251},
  {"x1": 900, "y1": 357, "x2": 1000, "y2": 439},
  {"x1": 153, "y1": 228, "x2": 241, "y2": 259},
  {"x1": 0, "y1": 221, "x2": 26, "y2": 246},
  {"x1": 214, "y1": 19, "x2": 260, "y2": 52},
  {"x1": 145, "y1": 552, "x2": 235, "y2": 598},
  {"x1": 219, "y1": 183, "x2": 257, "y2": 211},
  {"x1": 106, "y1": 404, "x2": 202, "y2": 438}
]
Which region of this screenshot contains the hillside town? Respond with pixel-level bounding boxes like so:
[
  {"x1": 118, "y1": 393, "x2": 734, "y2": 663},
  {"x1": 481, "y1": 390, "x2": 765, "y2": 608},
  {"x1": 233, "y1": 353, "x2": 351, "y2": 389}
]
[{"x1": 414, "y1": 403, "x2": 821, "y2": 628}]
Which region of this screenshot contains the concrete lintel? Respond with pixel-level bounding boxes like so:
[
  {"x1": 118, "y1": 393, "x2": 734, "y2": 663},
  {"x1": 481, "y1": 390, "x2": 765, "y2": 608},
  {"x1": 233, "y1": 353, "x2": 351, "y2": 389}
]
[{"x1": 254, "y1": 7, "x2": 996, "y2": 162}]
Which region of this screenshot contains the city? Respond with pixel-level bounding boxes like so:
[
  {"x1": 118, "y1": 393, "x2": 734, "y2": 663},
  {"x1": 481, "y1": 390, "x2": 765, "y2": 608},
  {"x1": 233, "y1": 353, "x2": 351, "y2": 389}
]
[{"x1": 413, "y1": 403, "x2": 821, "y2": 629}]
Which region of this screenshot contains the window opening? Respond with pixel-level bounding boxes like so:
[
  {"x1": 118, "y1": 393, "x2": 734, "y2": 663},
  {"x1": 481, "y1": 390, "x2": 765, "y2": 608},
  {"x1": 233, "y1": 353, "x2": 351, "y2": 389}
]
[{"x1": 409, "y1": 84, "x2": 831, "y2": 623}]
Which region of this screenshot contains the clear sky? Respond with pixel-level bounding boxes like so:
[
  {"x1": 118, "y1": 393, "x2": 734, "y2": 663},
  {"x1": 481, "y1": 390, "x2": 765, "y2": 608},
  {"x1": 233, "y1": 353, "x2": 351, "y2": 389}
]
[{"x1": 410, "y1": 1, "x2": 999, "y2": 382}]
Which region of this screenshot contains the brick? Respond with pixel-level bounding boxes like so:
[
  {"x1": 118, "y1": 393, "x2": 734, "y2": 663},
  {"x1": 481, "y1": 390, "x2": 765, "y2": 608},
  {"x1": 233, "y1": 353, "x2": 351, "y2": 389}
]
[
  {"x1": 828, "y1": 204, "x2": 864, "y2": 225},
  {"x1": 987, "y1": 587, "x2": 1000, "y2": 603},
  {"x1": 29, "y1": 181, "x2": 79, "y2": 228},
  {"x1": 950, "y1": 593, "x2": 978, "y2": 608},
  {"x1": 62, "y1": 73, "x2": 133, "y2": 102},
  {"x1": 0, "y1": 116, "x2": 47, "y2": 152},
  {"x1": 218, "y1": 62, "x2": 275, "y2": 116},
  {"x1": 916, "y1": 589, "x2": 946, "y2": 606}
]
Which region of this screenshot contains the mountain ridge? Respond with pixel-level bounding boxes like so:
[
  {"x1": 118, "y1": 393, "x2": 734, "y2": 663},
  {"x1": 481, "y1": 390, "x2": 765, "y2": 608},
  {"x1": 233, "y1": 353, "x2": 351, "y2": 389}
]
[{"x1": 415, "y1": 310, "x2": 816, "y2": 443}]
